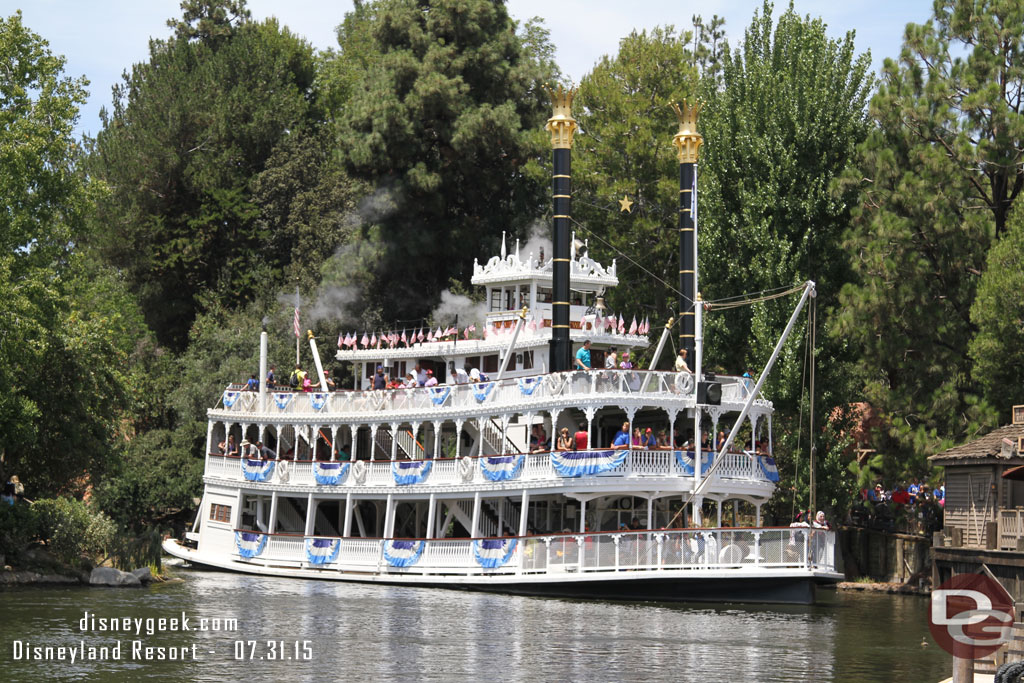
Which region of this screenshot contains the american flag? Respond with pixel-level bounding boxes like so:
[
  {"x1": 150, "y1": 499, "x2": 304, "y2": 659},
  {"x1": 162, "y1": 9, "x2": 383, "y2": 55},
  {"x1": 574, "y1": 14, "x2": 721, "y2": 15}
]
[{"x1": 293, "y1": 307, "x2": 300, "y2": 338}]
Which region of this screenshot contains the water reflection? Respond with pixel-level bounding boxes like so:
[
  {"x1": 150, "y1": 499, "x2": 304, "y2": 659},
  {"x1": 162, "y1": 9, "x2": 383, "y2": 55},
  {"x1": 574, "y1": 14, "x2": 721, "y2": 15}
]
[{"x1": 1, "y1": 569, "x2": 949, "y2": 682}]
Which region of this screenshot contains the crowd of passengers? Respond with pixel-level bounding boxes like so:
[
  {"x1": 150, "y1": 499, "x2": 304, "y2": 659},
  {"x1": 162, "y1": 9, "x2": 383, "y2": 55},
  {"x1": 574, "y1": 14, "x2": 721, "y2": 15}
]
[{"x1": 536, "y1": 422, "x2": 771, "y2": 454}]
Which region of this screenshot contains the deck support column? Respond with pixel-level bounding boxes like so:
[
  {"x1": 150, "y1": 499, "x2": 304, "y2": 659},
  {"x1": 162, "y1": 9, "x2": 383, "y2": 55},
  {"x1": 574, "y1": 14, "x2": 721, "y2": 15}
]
[
  {"x1": 384, "y1": 494, "x2": 394, "y2": 538},
  {"x1": 330, "y1": 425, "x2": 338, "y2": 461},
  {"x1": 471, "y1": 492, "x2": 481, "y2": 537},
  {"x1": 584, "y1": 407, "x2": 596, "y2": 449},
  {"x1": 426, "y1": 493, "x2": 436, "y2": 539},
  {"x1": 304, "y1": 493, "x2": 315, "y2": 536},
  {"x1": 275, "y1": 425, "x2": 283, "y2": 459},
  {"x1": 205, "y1": 421, "x2": 214, "y2": 463},
  {"x1": 750, "y1": 414, "x2": 759, "y2": 452},
  {"x1": 733, "y1": 500, "x2": 739, "y2": 526},
  {"x1": 390, "y1": 422, "x2": 399, "y2": 460},
  {"x1": 256, "y1": 496, "x2": 266, "y2": 532},
  {"x1": 432, "y1": 421, "x2": 442, "y2": 458},
  {"x1": 716, "y1": 500, "x2": 722, "y2": 527},
  {"x1": 343, "y1": 492, "x2": 353, "y2": 537},
  {"x1": 579, "y1": 498, "x2": 587, "y2": 533},
  {"x1": 667, "y1": 409, "x2": 678, "y2": 449},
  {"x1": 646, "y1": 496, "x2": 653, "y2": 530},
  {"x1": 519, "y1": 491, "x2": 530, "y2": 536},
  {"x1": 455, "y1": 420, "x2": 464, "y2": 459},
  {"x1": 756, "y1": 503, "x2": 762, "y2": 527},
  {"x1": 268, "y1": 491, "x2": 279, "y2": 534}
]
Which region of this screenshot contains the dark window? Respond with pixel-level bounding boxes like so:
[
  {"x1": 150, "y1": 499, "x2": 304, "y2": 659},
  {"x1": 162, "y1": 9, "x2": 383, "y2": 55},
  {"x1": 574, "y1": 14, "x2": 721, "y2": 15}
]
[
  {"x1": 522, "y1": 351, "x2": 534, "y2": 370},
  {"x1": 483, "y1": 354, "x2": 499, "y2": 373},
  {"x1": 210, "y1": 503, "x2": 231, "y2": 523},
  {"x1": 490, "y1": 289, "x2": 502, "y2": 311}
]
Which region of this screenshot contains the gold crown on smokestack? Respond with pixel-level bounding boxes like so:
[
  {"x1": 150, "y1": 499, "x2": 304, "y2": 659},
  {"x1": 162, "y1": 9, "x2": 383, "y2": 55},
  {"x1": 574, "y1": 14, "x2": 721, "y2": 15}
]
[
  {"x1": 544, "y1": 84, "x2": 578, "y2": 149},
  {"x1": 671, "y1": 99, "x2": 703, "y2": 163}
]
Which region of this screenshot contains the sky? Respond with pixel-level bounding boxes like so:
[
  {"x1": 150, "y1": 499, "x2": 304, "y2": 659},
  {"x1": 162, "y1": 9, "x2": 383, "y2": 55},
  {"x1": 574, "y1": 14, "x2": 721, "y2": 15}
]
[{"x1": 8, "y1": 0, "x2": 934, "y2": 139}]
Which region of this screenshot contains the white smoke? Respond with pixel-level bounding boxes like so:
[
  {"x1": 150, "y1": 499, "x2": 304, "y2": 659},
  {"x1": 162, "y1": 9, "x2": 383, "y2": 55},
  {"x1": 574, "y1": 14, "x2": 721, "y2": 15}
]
[
  {"x1": 520, "y1": 220, "x2": 552, "y2": 266},
  {"x1": 429, "y1": 289, "x2": 488, "y2": 330}
]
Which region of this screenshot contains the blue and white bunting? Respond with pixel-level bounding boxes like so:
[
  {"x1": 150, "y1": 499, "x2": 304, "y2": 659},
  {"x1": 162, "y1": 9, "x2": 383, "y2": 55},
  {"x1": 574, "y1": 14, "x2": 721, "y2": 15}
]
[
  {"x1": 383, "y1": 540, "x2": 425, "y2": 567},
  {"x1": 429, "y1": 386, "x2": 451, "y2": 406},
  {"x1": 674, "y1": 451, "x2": 714, "y2": 476},
  {"x1": 223, "y1": 391, "x2": 240, "y2": 408},
  {"x1": 480, "y1": 454, "x2": 525, "y2": 482},
  {"x1": 551, "y1": 449, "x2": 627, "y2": 478},
  {"x1": 310, "y1": 392, "x2": 328, "y2": 411},
  {"x1": 235, "y1": 531, "x2": 267, "y2": 559},
  {"x1": 473, "y1": 538, "x2": 517, "y2": 569},
  {"x1": 241, "y1": 458, "x2": 276, "y2": 482},
  {"x1": 472, "y1": 382, "x2": 494, "y2": 402},
  {"x1": 314, "y1": 461, "x2": 350, "y2": 486},
  {"x1": 758, "y1": 456, "x2": 780, "y2": 482},
  {"x1": 517, "y1": 377, "x2": 539, "y2": 396},
  {"x1": 392, "y1": 459, "x2": 432, "y2": 486},
  {"x1": 305, "y1": 538, "x2": 340, "y2": 565},
  {"x1": 273, "y1": 392, "x2": 293, "y2": 411}
]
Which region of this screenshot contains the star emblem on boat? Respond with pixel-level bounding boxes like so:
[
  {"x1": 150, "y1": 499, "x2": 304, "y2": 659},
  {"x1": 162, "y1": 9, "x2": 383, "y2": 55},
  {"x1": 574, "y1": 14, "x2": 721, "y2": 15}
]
[{"x1": 618, "y1": 194, "x2": 633, "y2": 213}]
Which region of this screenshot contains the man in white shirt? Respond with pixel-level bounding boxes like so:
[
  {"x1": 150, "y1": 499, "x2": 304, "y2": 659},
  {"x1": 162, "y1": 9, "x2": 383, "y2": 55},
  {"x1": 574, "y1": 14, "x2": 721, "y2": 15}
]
[{"x1": 415, "y1": 362, "x2": 428, "y2": 386}]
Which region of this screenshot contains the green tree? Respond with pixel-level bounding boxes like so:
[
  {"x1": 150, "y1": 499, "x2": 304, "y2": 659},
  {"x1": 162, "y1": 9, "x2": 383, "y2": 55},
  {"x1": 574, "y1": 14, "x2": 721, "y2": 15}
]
[
  {"x1": 969, "y1": 205, "x2": 1024, "y2": 411},
  {"x1": 334, "y1": 0, "x2": 555, "y2": 324},
  {"x1": 1, "y1": 13, "x2": 144, "y2": 495},
  {"x1": 88, "y1": 0, "x2": 319, "y2": 348},
  {"x1": 836, "y1": 0, "x2": 1024, "y2": 470}
]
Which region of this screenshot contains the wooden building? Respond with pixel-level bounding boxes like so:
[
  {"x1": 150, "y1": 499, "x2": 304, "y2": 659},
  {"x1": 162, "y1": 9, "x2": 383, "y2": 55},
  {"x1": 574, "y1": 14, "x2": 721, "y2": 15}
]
[{"x1": 930, "y1": 423, "x2": 1024, "y2": 550}]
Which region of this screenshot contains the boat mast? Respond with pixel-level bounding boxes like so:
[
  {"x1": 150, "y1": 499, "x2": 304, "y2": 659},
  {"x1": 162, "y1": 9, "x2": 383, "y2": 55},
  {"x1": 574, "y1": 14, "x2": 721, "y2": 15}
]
[
  {"x1": 673, "y1": 101, "x2": 703, "y2": 524},
  {"x1": 544, "y1": 85, "x2": 577, "y2": 373}
]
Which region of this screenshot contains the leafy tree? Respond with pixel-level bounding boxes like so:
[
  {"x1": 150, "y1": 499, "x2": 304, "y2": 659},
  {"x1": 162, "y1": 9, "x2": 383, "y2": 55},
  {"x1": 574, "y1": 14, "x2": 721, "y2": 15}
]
[
  {"x1": 836, "y1": 0, "x2": 1024, "y2": 470},
  {"x1": 334, "y1": 0, "x2": 555, "y2": 324},
  {"x1": 88, "y1": 0, "x2": 319, "y2": 348},
  {"x1": 1, "y1": 13, "x2": 144, "y2": 495},
  {"x1": 969, "y1": 205, "x2": 1024, "y2": 411}
]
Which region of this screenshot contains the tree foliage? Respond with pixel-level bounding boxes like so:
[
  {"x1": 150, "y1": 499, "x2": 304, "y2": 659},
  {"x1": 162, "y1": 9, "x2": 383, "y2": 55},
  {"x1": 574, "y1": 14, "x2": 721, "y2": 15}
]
[
  {"x1": 334, "y1": 0, "x2": 556, "y2": 324},
  {"x1": 88, "y1": 0, "x2": 320, "y2": 348},
  {"x1": 837, "y1": 0, "x2": 1024, "y2": 471}
]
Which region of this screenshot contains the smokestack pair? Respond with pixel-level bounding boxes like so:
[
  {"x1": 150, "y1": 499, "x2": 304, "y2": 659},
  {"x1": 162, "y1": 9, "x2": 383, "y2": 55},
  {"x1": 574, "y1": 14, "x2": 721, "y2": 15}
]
[{"x1": 544, "y1": 91, "x2": 702, "y2": 371}]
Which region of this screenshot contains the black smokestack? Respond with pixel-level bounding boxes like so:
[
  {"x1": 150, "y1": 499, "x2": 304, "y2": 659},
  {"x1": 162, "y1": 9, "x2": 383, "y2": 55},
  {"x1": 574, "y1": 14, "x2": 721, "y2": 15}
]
[
  {"x1": 672, "y1": 101, "x2": 703, "y2": 363},
  {"x1": 545, "y1": 86, "x2": 578, "y2": 373}
]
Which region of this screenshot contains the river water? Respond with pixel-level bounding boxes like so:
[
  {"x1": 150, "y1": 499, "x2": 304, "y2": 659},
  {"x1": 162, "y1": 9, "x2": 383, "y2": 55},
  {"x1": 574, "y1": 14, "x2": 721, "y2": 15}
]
[{"x1": 1, "y1": 566, "x2": 950, "y2": 682}]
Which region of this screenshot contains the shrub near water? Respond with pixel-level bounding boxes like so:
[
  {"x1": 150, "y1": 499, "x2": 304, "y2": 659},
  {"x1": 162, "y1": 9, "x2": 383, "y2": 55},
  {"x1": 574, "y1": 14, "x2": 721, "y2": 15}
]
[{"x1": 32, "y1": 498, "x2": 115, "y2": 565}]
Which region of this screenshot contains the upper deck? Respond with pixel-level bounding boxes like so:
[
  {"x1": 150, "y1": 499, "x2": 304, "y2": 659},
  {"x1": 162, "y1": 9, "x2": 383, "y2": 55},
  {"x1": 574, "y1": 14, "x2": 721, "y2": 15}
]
[{"x1": 213, "y1": 369, "x2": 769, "y2": 424}]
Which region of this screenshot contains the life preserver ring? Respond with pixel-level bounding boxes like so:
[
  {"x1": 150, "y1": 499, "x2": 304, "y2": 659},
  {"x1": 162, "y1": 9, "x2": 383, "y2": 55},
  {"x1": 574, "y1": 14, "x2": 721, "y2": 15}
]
[
  {"x1": 275, "y1": 459, "x2": 291, "y2": 483},
  {"x1": 458, "y1": 456, "x2": 474, "y2": 482},
  {"x1": 674, "y1": 371, "x2": 694, "y2": 394},
  {"x1": 352, "y1": 459, "x2": 367, "y2": 484},
  {"x1": 547, "y1": 374, "x2": 567, "y2": 395}
]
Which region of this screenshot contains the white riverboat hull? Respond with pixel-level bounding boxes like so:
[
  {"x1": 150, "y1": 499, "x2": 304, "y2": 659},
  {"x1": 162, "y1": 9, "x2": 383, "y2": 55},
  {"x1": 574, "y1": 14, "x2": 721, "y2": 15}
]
[{"x1": 163, "y1": 537, "x2": 842, "y2": 606}]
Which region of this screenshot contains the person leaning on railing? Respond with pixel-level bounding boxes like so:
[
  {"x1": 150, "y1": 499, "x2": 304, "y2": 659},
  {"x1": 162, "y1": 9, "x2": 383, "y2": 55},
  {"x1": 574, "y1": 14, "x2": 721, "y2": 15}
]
[{"x1": 674, "y1": 348, "x2": 691, "y2": 373}]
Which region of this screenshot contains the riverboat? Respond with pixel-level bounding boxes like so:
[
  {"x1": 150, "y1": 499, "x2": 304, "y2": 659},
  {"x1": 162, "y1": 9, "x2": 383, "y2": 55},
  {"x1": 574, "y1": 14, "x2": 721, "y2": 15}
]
[{"x1": 163, "y1": 92, "x2": 841, "y2": 605}]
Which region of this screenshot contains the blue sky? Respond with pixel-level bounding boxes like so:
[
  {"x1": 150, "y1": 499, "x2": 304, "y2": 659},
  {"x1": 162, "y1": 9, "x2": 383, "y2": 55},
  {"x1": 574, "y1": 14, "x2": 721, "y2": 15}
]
[{"x1": 8, "y1": 0, "x2": 934, "y2": 139}]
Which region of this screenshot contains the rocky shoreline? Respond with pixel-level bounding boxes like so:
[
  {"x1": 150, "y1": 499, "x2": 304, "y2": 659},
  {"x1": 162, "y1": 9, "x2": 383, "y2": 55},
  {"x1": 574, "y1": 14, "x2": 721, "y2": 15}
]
[
  {"x1": 837, "y1": 580, "x2": 929, "y2": 596},
  {"x1": 1, "y1": 550, "x2": 175, "y2": 587}
]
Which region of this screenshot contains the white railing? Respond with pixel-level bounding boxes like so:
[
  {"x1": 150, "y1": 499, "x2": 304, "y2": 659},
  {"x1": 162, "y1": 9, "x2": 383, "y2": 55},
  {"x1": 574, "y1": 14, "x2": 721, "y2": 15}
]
[
  {"x1": 205, "y1": 448, "x2": 777, "y2": 489},
  {"x1": 218, "y1": 370, "x2": 766, "y2": 419},
  {"x1": 232, "y1": 528, "x2": 837, "y2": 576}
]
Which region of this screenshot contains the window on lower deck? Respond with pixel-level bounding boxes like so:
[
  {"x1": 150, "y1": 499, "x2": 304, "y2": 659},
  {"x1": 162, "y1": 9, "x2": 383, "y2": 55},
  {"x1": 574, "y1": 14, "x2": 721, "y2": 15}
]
[{"x1": 210, "y1": 503, "x2": 231, "y2": 523}]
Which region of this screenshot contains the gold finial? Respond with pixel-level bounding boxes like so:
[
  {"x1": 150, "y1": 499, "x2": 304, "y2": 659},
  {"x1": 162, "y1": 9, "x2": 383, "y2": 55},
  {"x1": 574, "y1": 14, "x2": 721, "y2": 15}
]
[
  {"x1": 519, "y1": 306, "x2": 529, "y2": 320},
  {"x1": 544, "y1": 84, "x2": 578, "y2": 149},
  {"x1": 665, "y1": 316, "x2": 675, "y2": 330},
  {"x1": 618, "y1": 195, "x2": 634, "y2": 213},
  {"x1": 671, "y1": 99, "x2": 703, "y2": 164},
  {"x1": 307, "y1": 329, "x2": 315, "y2": 340}
]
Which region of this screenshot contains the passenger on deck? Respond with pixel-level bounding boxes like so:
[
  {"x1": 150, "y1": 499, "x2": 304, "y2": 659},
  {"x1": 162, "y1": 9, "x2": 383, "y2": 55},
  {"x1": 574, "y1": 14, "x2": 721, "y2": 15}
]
[
  {"x1": 257, "y1": 441, "x2": 276, "y2": 459},
  {"x1": 404, "y1": 372, "x2": 417, "y2": 388},
  {"x1": 415, "y1": 363, "x2": 427, "y2": 386},
  {"x1": 642, "y1": 428, "x2": 657, "y2": 449},
  {"x1": 574, "y1": 340, "x2": 592, "y2": 370},
  {"x1": 226, "y1": 436, "x2": 239, "y2": 457},
  {"x1": 302, "y1": 374, "x2": 313, "y2": 392},
  {"x1": 556, "y1": 428, "x2": 573, "y2": 451},
  {"x1": 372, "y1": 365, "x2": 387, "y2": 390},
  {"x1": 449, "y1": 363, "x2": 470, "y2": 384},
  {"x1": 266, "y1": 365, "x2": 276, "y2": 388},
  {"x1": 716, "y1": 430, "x2": 727, "y2": 451},
  {"x1": 573, "y1": 423, "x2": 589, "y2": 451},
  {"x1": 605, "y1": 347, "x2": 618, "y2": 369},
  {"x1": 631, "y1": 428, "x2": 642, "y2": 446},
  {"x1": 424, "y1": 369, "x2": 438, "y2": 387},
  {"x1": 674, "y1": 348, "x2": 690, "y2": 373},
  {"x1": 245, "y1": 374, "x2": 258, "y2": 391},
  {"x1": 619, "y1": 351, "x2": 633, "y2": 370},
  {"x1": 656, "y1": 430, "x2": 670, "y2": 449},
  {"x1": 611, "y1": 422, "x2": 631, "y2": 450}
]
